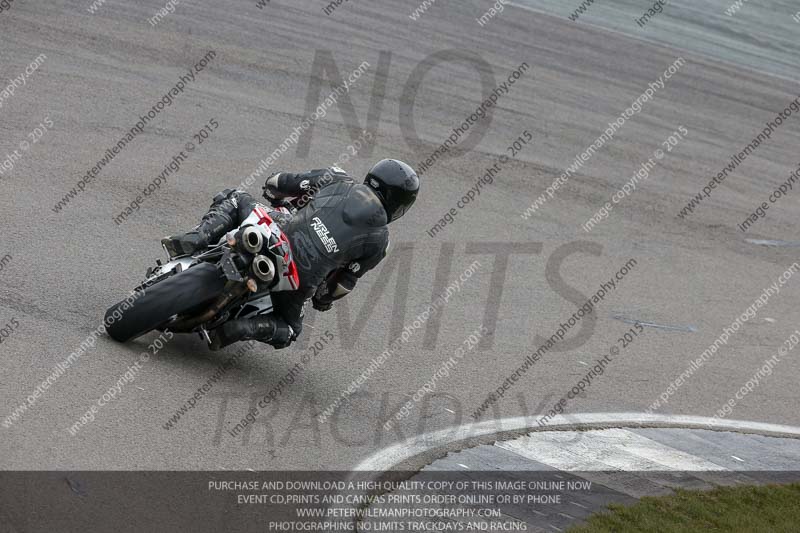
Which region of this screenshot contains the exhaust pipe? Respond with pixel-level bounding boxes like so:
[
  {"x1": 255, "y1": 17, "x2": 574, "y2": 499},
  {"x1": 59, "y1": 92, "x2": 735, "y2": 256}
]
[
  {"x1": 168, "y1": 281, "x2": 249, "y2": 332},
  {"x1": 252, "y1": 255, "x2": 275, "y2": 283},
  {"x1": 241, "y1": 227, "x2": 263, "y2": 254}
]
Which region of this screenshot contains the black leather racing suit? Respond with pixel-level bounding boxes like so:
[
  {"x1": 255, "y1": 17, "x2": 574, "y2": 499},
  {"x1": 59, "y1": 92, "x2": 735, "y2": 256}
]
[{"x1": 208, "y1": 166, "x2": 389, "y2": 347}]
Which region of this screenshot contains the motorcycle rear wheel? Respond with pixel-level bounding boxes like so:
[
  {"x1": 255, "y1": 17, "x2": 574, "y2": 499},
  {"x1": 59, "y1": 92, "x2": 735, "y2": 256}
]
[{"x1": 104, "y1": 263, "x2": 226, "y2": 342}]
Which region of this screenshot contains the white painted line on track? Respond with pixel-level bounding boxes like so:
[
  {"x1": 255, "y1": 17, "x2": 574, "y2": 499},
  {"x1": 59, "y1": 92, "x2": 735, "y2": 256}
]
[
  {"x1": 353, "y1": 412, "x2": 800, "y2": 472},
  {"x1": 496, "y1": 428, "x2": 728, "y2": 471}
]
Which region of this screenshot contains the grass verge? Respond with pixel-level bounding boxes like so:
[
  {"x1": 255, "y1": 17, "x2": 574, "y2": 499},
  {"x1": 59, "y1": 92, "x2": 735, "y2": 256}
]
[{"x1": 569, "y1": 483, "x2": 800, "y2": 533}]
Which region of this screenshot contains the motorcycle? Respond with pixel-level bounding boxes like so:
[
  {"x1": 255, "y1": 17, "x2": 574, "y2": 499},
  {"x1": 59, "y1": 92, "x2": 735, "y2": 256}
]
[{"x1": 104, "y1": 204, "x2": 299, "y2": 345}]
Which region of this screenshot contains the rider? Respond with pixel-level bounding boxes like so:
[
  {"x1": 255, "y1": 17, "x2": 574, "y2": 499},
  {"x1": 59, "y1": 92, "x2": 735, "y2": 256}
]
[{"x1": 161, "y1": 159, "x2": 420, "y2": 350}]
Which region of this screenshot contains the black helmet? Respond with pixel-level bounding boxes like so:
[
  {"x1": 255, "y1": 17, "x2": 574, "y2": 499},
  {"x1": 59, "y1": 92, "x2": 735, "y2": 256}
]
[{"x1": 364, "y1": 159, "x2": 419, "y2": 222}]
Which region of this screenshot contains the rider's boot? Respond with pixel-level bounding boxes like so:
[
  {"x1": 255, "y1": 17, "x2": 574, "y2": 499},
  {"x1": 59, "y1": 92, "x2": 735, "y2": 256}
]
[
  {"x1": 161, "y1": 209, "x2": 233, "y2": 259},
  {"x1": 209, "y1": 315, "x2": 289, "y2": 351}
]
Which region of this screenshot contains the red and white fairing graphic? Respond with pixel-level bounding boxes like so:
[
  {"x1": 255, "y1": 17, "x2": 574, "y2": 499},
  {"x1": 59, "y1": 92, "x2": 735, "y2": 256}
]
[{"x1": 247, "y1": 205, "x2": 299, "y2": 292}]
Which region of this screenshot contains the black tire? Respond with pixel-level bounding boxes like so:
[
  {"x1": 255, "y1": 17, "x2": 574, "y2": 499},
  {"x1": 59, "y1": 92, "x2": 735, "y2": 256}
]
[{"x1": 104, "y1": 263, "x2": 226, "y2": 343}]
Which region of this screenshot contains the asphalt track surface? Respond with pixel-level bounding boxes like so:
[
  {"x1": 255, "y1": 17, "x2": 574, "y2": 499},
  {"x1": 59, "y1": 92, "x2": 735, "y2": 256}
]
[{"x1": 2, "y1": 0, "x2": 800, "y2": 476}]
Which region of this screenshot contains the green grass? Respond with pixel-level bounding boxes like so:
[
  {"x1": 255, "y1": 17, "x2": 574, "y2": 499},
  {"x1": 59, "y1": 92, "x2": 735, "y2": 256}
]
[{"x1": 568, "y1": 483, "x2": 800, "y2": 533}]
